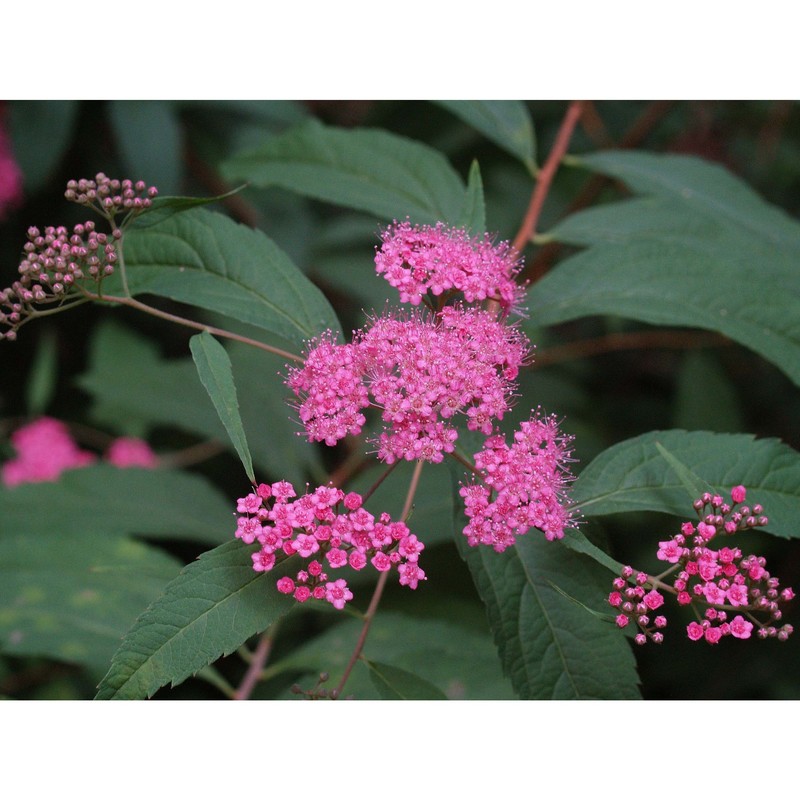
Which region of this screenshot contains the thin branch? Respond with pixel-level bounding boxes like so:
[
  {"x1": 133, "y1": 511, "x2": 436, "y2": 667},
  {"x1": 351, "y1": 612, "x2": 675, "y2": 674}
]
[
  {"x1": 85, "y1": 290, "x2": 304, "y2": 363},
  {"x1": 512, "y1": 101, "x2": 585, "y2": 256},
  {"x1": 233, "y1": 624, "x2": 279, "y2": 700},
  {"x1": 524, "y1": 100, "x2": 676, "y2": 282},
  {"x1": 333, "y1": 459, "x2": 424, "y2": 699},
  {"x1": 531, "y1": 330, "x2": 729, "y2": 369}
]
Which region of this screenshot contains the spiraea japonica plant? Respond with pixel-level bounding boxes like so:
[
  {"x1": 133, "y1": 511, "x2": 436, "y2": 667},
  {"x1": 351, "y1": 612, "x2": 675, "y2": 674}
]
[{"x1": 1, "y1": 100, "x2": 799, "y2": 700}]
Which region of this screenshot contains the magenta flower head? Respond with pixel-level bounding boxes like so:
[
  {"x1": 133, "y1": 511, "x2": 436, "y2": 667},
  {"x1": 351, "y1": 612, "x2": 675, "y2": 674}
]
[
  {"x1": 460, "y1": 410, "x2": 576, "y2": 551},
  {"x1": 375, "y1": 220, "x2": 525, "y2": 313},
  {"x1": 1, "y1": 417, "x2": 95, "y2": 486}
]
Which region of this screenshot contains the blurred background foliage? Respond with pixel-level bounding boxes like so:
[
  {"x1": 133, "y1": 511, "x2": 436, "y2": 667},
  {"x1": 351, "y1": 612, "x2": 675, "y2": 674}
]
[{"x1": 1, "y1": 100, "x2": 799, "y2": 699}]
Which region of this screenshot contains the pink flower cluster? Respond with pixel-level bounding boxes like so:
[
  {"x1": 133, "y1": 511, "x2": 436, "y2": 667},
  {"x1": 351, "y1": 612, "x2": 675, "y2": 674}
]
[
  {"x1": 609, "y1": 487, "x2": 794, "y2": 645},
  {"x1": 235, "y1": 482, "x2": 426, "y2": 609},
  {"x1": 0, "y1": 103, "x2": 23, "y2": 219},
  {"x1": 460, "y1": 410, "x2": 575, "y2": 551},
  {"x1": 1, "y1": 417, "x2": 158, "y2": 487},
  {"x1": 375, "y1": 220, "x2": 524, "y2": 312},
  {"x1": 288, "y1": 305, "x2": 529, "y2": 463}
]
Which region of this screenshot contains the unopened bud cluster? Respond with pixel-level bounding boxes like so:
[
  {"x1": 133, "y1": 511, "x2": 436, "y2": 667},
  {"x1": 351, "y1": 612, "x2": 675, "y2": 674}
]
[
  {"x1": 1, "y1": 175, "x2": 158, "y2": 341},
  {"x1": 0, "y1": 221, "x2": 118, "y2": 340},
  {"x1": 64, "y1": 173, "x2": 158, "y2": 221},
  {"x1": 609, "y1": 486, "x2": 794, "y2": 645}
]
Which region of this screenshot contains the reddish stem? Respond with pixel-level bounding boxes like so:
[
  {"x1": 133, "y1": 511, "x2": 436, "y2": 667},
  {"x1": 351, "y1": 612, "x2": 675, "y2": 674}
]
[
  {"x1": 233, "y1": 627, "x2": 277, "y2": 700},
  {"x1": 531, "y1": 329, "x2": 728, "y2": 369},
  {"x1": 512, "y1": 101, "x2": 585, "y2": 256},
  {"x1": 332, "y1": 459, "x2": 424, "y2": 698}
]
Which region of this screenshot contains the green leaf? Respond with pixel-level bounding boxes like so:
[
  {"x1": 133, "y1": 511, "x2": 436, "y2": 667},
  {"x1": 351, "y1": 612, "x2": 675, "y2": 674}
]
[
  {"x1": 0, "y1": 465, "x2": 231, "y2": 546},
  {"x1": 107, "y1": 100, "x2": 183, "y2": 195},
  {"x1": 672, "y1": 351, "x2": 745, "y2": 433},
  {"x1": 25, "y1": 329, "x2": 58, "y2": 417},
  {"x1": 277, "y1": 611, "x2": 515, "y2": 699},
  {"x1": 455, "y1": 531, "x2": 640, "y2": 699},
  {"x1": 0, "y1": 530, "x2": 181, "y2": 671},
  {"x1": 130, "y1": 186, "x2": 248, "y2": 229},
  {"x1": 364, "y1": 659, "x2": 448, "y2": 700},
  {"x1": 77, "y1": 320, "x2": 322, "y2": 486},
  {"x1": 456, "y1": 160, "x2": 487, "y2": 233},
  {"x1": 190, "y1": 332, "x2": 254, "y2": 483},
  {"x1": 435, "y1": 100, "x2": 537, "y2": 174},
  {"x1": 535, "y1": 150, "x2": 800, "y2": 387},
  {"x1": 221, "y1": 118, "x2": 467, "y2": 224},
  {"x1": 9, "y1": 101, "x2": 79, "y2": 192},
  {"x1": 573, "y1": 430, "x2": 800, "y2": 538},
  {"x1": 120, "y1": 207, "x2": 341, "y2": 349},
  {"x1": 95, "y1": 541, "x2": 295, "y2": 699},
  {"x1": 654, "y1": 441, "x2": 715, "y2": 502}
]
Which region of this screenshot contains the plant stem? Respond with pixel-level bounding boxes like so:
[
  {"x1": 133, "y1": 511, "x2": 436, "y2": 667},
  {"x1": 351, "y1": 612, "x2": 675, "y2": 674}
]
[
  {"x1": 84, "y1": 290, "x2": 304, "y2": 363},
  {"x1": 333, "y1": 459, "x2": 424, "y2": 699},
  {"x1": 233, "y1": 624, "x2": 279, "y2": 700},
  {"x1": 512, "y1": 101, "x2": 584, "y2": 257},
  {"x1": 530, "y1": 329, "x2": 728, "y2": 369},
  {"x1": 360, "y1": 459, "x2": 400, "y2": 504}
]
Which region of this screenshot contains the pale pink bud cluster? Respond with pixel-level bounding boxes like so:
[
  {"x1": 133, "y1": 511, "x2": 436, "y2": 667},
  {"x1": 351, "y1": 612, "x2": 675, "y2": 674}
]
[
  {"x1": 288, "y1": 305, "x2": 529, "y2": 463},
  {"x1": 609, "y1": 487, "x2": 794, "y2": 645},
  {"x1": 375, "y1": 220, "x2": 525, "y2": 313},
  {"x1": 0, "y1": 102, "x2": 23, "y2": 219},
  {"x1": 64, "y1": 173, "x2": 158, "y2": 221},
  {"x1": 459, "y1": 410, "x2": 575, "y2": 551},
  {"x1": 1, "y1": 220, "x2": 117, "y2": 341},
  {"x1": 1, "y1": 418, "x2": 158, "y2": 486},
  {"x1": 235, "y1": 482, "x2": 426, "y2": 609}
]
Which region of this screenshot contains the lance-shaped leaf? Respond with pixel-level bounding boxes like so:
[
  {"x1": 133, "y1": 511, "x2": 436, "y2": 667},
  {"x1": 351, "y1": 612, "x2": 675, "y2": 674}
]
[
  {"x1": 121, "y1": 207, "x2": 341, "y2": 349},
  {"x1": 221, "y1": 118, "x2": 467, "y2": 224},
  {"x1": 435, "y1": 100, "x2": 537, "y2": 174},
  {"x1": 190, "y1": 332, "x2": 254, "y2": 483},
  {"x1": 531, "y1": 150, "x2": 800, "y2": 387},
  {"x1": 0, "y1": 531, "x2": 181, "y2": 671},
  {"x1": 455, "y1": 530, "x2": 640, "y2": 699},
  {"x1": 456, "y1": 160, "x2": 487, "y2": 233},
  {"x1": 95, "y1": 541, "x2": 295, "y2": 699},
  {"x1": 573, "y1": 430, "x2": 800, "y2": 539}
]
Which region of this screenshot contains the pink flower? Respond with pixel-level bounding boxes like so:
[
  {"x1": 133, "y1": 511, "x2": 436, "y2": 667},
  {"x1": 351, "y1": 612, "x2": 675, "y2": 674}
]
[
  {"x1": 643, "y1": 590, "x2": 664, "y2": 611},
  {"x1": 687, "y1": 621, "x2": 705, "y2": 641},
  {"x1": 657, "y1": 539, "x2": 683, "y2": 563},
  {"x1": 608, "y1": 591, "x2": 623, "y2": 607},
  {"x1": 106, "y1": 437, "x2": 157, "y2": 468},
  {"x1": 615, "y1": 614, "x2": 629, "y2": 629},
  {"x1": 398, "y1": 562, "x2": 426, "y2": 589},
  {"x1": 251, "y1": 550, "x2": 276, "y2": 572},
  {"x1": 729, "y1": 615, "x2": 754, "y2": 640},
  {"x1": 704, "y1": 627, "x2": 723, "y2": 645},
  {"x1": 731, "y1": 485, "x2": 747, "y2": 504},
  {"x1": 726, "y1": 583, "x2": 749, "y2": 607},
  {"x1": 324, "y1": 579, "x2": 353, "y2": 610},
  {"x1": 276, "y1": 577, "x2": 295, "y2": 594}
]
